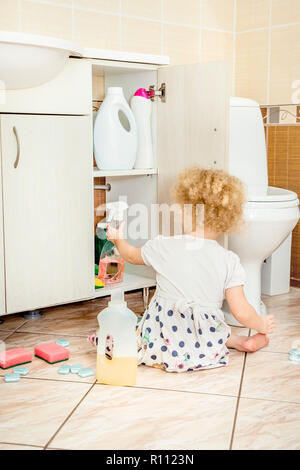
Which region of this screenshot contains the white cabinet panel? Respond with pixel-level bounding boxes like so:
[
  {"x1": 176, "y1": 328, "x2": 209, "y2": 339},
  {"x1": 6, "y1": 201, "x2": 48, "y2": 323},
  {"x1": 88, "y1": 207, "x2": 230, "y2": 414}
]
[
  {"x1": 157, "y1": 62, "x2": 230, "y2": 204},
  {"x1": 1, "y1": 114, "x2": 94, "y2": 314},
  {"x1": 0, "y1": 59, "x2": 91, "y2": 116},
  {"x1": 0, "y1": 139, "x2": 5, "y2": 315}
]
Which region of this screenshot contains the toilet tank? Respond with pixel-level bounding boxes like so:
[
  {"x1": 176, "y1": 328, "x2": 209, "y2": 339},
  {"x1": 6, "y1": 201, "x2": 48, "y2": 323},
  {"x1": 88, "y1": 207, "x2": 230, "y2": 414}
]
[{"x1": 229, "y1": 97, "x2": 268, "y2": 198}]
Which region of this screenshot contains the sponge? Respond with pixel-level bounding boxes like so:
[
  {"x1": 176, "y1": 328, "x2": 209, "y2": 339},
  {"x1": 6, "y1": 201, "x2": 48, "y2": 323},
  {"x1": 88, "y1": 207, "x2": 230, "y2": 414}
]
[
  {"x1": 34, "y1": 342, "x2": 69, "y2": 364},
  {"x1": 0, "y1": 348, "x2": 32, "y2": 370},
  {"x1": 95, "y1": 278, "x2": 104, "y2": 289}
]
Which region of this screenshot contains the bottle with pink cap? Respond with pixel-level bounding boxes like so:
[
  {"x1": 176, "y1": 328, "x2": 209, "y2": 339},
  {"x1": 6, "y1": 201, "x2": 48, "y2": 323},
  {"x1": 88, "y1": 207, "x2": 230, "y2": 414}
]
[{"x1": 130, "y1": 88, "x2": 154, "y2": 169}]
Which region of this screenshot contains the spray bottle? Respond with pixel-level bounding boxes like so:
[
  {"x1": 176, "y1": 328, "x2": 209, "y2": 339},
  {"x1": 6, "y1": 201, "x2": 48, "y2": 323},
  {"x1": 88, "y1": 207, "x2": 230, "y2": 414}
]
[
  {"x1": 96, "y1": 201, "x2": 128, "y2": 285},
  {"x1": 97, "y1": 290, "x2": 138, "y2": 386}
]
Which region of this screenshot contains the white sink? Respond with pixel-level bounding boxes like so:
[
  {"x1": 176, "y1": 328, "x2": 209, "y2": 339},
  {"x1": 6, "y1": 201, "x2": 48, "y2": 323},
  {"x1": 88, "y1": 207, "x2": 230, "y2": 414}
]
[{"x1": 0, "y1": 31, "x2": 83, "y2": 90}]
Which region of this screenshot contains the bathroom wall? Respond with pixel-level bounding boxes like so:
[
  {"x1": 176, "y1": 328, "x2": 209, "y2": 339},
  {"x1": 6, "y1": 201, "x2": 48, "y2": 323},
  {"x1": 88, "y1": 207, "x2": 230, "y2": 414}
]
[
  {"x1": 263, "y1": 121, "x2": 300, "y2": 287},
  {"x1": 235, "y1": 0, "x2": 300, "y2": 105},
  {"x1": 0, "y1": 0, "x2": 235, "y2": 73}
]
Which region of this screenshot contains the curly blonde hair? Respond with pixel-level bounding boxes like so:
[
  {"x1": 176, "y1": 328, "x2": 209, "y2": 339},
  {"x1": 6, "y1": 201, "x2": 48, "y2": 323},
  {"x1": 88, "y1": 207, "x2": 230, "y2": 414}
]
[{"x1": 172, "y1": 167, "x2": 246, "y2": 234}]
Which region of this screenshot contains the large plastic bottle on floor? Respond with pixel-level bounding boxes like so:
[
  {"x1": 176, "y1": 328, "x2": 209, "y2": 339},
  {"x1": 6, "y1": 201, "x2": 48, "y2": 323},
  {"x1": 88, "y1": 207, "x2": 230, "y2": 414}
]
[
  {"x1": 96, "y1": 291, "x2": 138, "y2": 386},
  {"x1": 130, "y1": 88, "x2": 154, "y2": 169},
  {"x1": 94, "y1": 87, "x2": 137, "y2": 170}
]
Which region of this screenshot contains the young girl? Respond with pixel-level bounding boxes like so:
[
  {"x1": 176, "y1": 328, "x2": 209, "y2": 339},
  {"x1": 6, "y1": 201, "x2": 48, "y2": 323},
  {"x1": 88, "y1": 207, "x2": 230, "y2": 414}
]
[{"x1": 94, "y1": 167, "x2": 276, "y2": 372}]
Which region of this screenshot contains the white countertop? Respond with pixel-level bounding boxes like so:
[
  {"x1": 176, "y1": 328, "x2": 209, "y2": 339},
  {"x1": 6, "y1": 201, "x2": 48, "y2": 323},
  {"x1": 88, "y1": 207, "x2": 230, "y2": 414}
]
[{"x1": 82, "y1": 47, "x2": 169, "y2": 65}]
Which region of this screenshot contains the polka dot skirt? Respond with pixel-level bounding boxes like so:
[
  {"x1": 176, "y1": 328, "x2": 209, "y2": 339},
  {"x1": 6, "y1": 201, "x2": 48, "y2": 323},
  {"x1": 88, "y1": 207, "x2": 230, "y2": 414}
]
[{"x1": 137, "y1": 294, "x2": 231, "y2": 373}]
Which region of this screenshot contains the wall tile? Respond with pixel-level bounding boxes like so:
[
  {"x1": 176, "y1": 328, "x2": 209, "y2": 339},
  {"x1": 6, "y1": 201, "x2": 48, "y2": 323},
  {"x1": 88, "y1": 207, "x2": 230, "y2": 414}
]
[
  {"x1": 289, "y1": 126, "x2": 300, "y2": 159},
  {"x1": 44, "y1": 0, "x2": 72, "y2": 4},
  {"x1": 202, "y1": 30, "x2": 233, "y2": 64},
  {"x1": 0, "y1": 0, "x2": 19, "y2": 32},
  {"x1": 270, "y1": 25, "x2": 300, "y2": 105},
  {"x1": 22, "y1": 1, "x2": 72, "y2": 40},
  {"x1": 272, "y1": 0, "x2": 300, "y2": 26},
  {"x1": 236, "y1": 0, "x2": 270, "y2": 32},
  {"x1": 202, "y1": 31, "x2": 234, "y2": 91},
  {"x1": 235, "y1": 30, "x2": 269, "y2": 104},
  {"x1": 163, "y1": 0, "x2": 201, "y2": 26},
  {"x1": 74, "y1": 9, "x2": 120, "y2": 49},
  {"x1": 74, "y1": 0, "x2": 119, "y2": 13},
  {"x1": 266, "y1": 124, "x2": 300, "y2": 284},
  {"x1": 202, "y1": 0, "x2": 234, "y2": 32},
  {"x1": 122, "y1": 18, "x2": 161, "y2": 54},
  {"x1": 163, "y1": 24, "x2": 200, "y2": 65},
  {"x1": 122, "y1": 0, "x2": 161, "y2": 20}
]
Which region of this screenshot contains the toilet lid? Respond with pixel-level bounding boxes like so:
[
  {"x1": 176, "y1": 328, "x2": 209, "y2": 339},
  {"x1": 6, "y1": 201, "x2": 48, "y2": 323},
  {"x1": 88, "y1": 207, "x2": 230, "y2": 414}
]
[{"x1": 248, "y1": 187, "x2": 298, "y2": 203}]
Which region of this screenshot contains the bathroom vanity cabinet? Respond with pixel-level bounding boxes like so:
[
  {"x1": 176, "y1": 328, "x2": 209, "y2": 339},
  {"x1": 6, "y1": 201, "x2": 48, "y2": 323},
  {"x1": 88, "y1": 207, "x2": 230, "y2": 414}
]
[
  {"x1": 0, "y1": 114, "x2": 94, "y2": 314},
  {"x1": 0, "y1": 54, "x2": 229, "y2": 316}
]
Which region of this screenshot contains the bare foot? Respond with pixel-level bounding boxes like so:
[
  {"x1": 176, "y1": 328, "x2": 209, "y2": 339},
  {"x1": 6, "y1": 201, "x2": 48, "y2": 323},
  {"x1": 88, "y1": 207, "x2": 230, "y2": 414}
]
[
  {"x1": 226, "y1": 333, "x2": 269, "y2": 352},
  {"x1": 243, "y1": 333, "x2": 269, "y2": 352}
]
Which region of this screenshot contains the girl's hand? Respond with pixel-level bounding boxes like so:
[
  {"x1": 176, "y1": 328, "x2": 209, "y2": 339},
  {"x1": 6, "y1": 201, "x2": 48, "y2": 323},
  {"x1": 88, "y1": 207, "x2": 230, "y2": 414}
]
[
  {"x1": 258, "y1": 315, "x2": 276, "y2": 334},
  {"x1": 106, "y1": 222, "x2": 125, "y2": 244}
]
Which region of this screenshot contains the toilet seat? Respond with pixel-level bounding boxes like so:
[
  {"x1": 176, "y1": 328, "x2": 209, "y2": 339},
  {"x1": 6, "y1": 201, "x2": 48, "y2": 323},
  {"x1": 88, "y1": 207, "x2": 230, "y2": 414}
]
[{"x1": 247, "y1": 187, "x2": 299, "y2": 209}]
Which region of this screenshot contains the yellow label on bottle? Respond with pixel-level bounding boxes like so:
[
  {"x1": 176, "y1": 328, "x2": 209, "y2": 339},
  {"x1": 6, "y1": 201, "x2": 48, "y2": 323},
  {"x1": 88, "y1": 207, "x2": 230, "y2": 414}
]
[{"x1": 97, "y1": 354, "x2": 137, "y2": 387}]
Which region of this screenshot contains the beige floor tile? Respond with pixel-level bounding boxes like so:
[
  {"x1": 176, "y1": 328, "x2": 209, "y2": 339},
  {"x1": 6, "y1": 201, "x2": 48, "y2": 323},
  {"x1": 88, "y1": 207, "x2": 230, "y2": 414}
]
[
  {"x1": 0, "y1": 332, "x2": 96, "y2": 383},
  {"x1": 251, "y1": 323, "x2": 300, "y2": 354},
  {"x1": 262, "y1": 289, "x2": 300, "y2": 324},
  {"x1": 0, "y1": 315, "x2": 27, "y2": 332},
  {"x1": 136, "y1": 350, "x2": 245, "y2": 397},
  {"x1": 231, "y1": 326, "x2": 250, "y2": 337},
  {"x1": 233, "y1": 398, "x2": 300, "y2": 450},
  {"x1": 18, "y1": 292, "x2": 146, "y2": 336},
  {"x1": 260, "y1": 289, "x2": 300, "y2": 353},
  {"x1": 0, "y1": 331, "x2": 11, "y2": 342},
  {"x1": 262, "y1": 287, "x2": 300, "y2": 307},
  {"x1": 241, "y1": 351, "x2": 300, "y2": 403},
  {"x1": 50, "y1": 385, "x2": 237, "y2": 450},
  {"x1": 0, "y1": 443, "x2": 43, "y2": 450},
  {"x1": 18, "y1": 299, "x2": 107, "y2": 336},
  {"x1": 0, "y1": 379, "x2": 91, "y2": 447}
]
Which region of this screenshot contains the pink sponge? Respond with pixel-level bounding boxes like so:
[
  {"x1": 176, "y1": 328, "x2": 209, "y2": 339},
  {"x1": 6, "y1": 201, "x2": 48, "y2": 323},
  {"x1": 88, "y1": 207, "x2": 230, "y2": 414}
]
[
  {"x1": 34, "y1": 342, "x2": 69, "y2": 364},
  {"x1": 0, "y1": 348, "x2": 32, "y2": 369}
]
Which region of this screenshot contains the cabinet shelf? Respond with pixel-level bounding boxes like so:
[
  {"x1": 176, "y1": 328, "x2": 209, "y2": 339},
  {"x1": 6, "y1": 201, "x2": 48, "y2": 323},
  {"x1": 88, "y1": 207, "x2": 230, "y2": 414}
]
[
  {"x1": 93, "y1": 168, "x2": 157, "y2": 177},
  {"x1": 93, "y1": 272, "x2": 156, "y2": 299}
]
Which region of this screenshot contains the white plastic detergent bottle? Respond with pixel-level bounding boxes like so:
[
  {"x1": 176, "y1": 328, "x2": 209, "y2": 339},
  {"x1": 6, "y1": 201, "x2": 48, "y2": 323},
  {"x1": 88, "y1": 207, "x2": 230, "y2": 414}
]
[
  {"x1": 130, "y1": 88, "x2": 154, "y2": 169},
  {"x1": 97, "y1": 290, "x2": 138, "y2": 386},
  {"x1": 94, "y1": 87, "x2": 137, "y2": 170}
]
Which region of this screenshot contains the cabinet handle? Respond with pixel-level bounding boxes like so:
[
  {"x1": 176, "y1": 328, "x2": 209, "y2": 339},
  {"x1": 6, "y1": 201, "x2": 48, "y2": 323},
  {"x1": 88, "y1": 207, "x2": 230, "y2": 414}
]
[{"x1": 13, "y1": 126, "x2": 20, "y2": 169}]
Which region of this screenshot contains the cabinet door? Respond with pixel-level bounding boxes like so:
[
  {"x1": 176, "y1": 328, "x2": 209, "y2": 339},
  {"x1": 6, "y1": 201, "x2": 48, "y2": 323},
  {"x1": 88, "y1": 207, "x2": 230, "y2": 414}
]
[
  {"x1": 1, "y1": 114, "x2": 94, "y2": 314},
  {"x1": 157, "y1": 62, "x2": 229, "y2": 204},
  {"x1": 0, "y1": 142, "x2": 5, "y2": 315}
]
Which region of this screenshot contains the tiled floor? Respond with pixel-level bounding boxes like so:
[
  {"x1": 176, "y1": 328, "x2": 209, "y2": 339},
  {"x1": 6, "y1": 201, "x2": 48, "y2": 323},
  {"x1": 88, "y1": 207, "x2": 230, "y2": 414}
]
[{"x1": 0, "y1": 288, "x2": 299, "y2": 450}]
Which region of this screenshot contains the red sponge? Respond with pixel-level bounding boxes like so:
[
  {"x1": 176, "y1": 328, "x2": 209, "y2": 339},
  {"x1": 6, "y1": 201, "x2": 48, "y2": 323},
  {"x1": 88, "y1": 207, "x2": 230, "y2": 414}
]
[
  {"x1": 34, "y1": 342, "x2": 69, "y2": 364},
  {"x1": 0, "y1": 348, "x2": 32, "y2": 369}
]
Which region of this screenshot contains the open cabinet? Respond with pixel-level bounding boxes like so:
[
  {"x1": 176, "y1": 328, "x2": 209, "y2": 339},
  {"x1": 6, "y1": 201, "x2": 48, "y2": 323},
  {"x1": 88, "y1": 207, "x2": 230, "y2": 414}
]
[
  {"x1": 0, "y1": 54, "x2": 229, "y2": 315},
  {"x1": 91, "y1": 59, "x2": 230, "y2": 299}
]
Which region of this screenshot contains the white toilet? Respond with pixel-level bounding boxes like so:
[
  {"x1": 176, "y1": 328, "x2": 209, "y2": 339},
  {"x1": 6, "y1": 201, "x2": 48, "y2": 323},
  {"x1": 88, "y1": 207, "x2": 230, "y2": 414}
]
[{"x1": 224, "y1": 97, "x2": 300, "y2": 326}]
